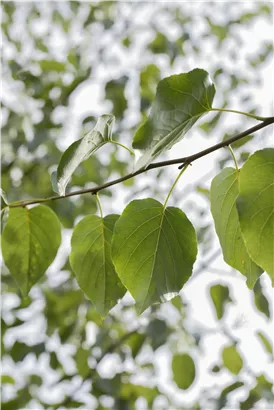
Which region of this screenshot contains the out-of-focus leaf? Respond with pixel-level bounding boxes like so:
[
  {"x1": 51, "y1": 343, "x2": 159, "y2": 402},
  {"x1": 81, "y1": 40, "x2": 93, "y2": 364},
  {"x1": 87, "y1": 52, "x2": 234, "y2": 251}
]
[
  {"x1": 209, "y1": 284, "x2": 232, "y2": 320},
  {"x1": 94, "y1": 375, "x2": 121, "y2": 396},
  {"x1": 240, "y1": 374, "x2": 273, "y2": 410},
  {"x1": 147, "y1": 319, "x2": 170, "y2": 350},
  {"x1": 132, "y1": 69, "x2": 215, "y2": 170},
  {"x1": 253, "y1": 280, "x2": 270, "y2": 319},
  {"x1": 126, "y1": 332, "x2": 147, "y2": 358},
  {"x1": 172, "y1": 353, "x2": 196, "y2": 390},
  {"x1": 120, "y1": 383, "x2": 159, "y2": 407},
  {"x1": 257, "y1": 331, "x2": 273, "y2": 356},
  {"x1": 217, "y1": 382, "x2": 244, "y2": 410},
  {"x1": 1, "y1": 375, "x2": 15, "y2": 384},
  {"x1": 1, "y1": 387, "x2": 31, "y2": 410},
  {"x1": 39, "y1": 59, "x2": 66, "y2": 72},
  {"x1": 222, "y1": 345, "x2": 243, "y2": 375},
  {"x1": 10, "y1": 341, "x2": 45, "y2": 362},
  {"x1": 105, "y1": 76, "x2": 128, "y2": 119},
  {"x1": 75, "y1": 347, "x2": 90, "y2": 378}
]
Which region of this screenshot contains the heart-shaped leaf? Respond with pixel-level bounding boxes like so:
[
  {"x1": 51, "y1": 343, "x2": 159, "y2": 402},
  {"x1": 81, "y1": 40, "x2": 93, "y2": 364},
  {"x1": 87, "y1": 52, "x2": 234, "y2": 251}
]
[
  {"x1": 56, "y1": 114, "x2": 115, "y2": 196},
  {"x1": 70, "y1": 214, "x2": 126, "y2": 316},
  {"x1": 111, "y1": 198, "x2": 197, "y2": 314},
  {"x1": 211, "y1": 167, "x2": 263, "y2": 288},
  {"x1": 132, "y1": 68, "x2": 215, "y2": 170},
  {"x1": 1, "y1": 206, "x2": 61, "y2": 295},
  {"x1": 237, "y1": 148, "x2": 274, "y2": 283}
]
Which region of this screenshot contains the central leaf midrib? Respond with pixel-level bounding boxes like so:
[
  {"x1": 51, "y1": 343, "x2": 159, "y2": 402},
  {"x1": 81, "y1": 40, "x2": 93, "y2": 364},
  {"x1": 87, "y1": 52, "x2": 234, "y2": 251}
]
[{"x1": 140, "y1": 207, "x2": 166, "y2": 311}]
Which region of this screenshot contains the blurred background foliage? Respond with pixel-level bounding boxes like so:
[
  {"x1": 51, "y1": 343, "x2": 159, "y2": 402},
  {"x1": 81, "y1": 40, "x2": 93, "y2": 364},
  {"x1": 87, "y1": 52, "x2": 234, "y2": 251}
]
[{"x1": 1, "y1": 2, "x2": 273, "y2": 409}]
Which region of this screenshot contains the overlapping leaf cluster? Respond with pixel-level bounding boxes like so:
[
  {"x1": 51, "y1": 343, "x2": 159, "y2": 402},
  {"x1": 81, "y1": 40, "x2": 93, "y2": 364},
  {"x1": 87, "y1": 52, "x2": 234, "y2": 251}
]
[{"x1": 2, "y1": 69, "x2": 273, "y2": 319}]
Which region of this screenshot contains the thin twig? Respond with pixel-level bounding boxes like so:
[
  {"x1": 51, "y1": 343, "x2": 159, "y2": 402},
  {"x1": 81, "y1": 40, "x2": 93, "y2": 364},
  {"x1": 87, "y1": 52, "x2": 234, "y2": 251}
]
[{"x1": 7, "y1": 117, "x2": 274, "y2": 209}]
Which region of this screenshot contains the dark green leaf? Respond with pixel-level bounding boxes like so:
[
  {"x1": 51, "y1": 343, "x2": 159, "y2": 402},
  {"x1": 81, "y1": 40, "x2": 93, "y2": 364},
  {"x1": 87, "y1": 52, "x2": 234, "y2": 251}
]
[
  {"x1": 112, "y1": 198, "x2": 197, "y2": 314},
  {"x1": 70, "y1": 214, "x2": 126, "y2": 316},
  {"x1": 56, "y1": 114, "x2": 114, "y2": 196},
  {"x1": 1, "y1": 206, "x2": 61, "y2": 295},
  {"x1": 172, "y1": 353, "x2": 196, "y2": 390},
  {"x1": 147, "y1": 319, "x2": 169, "y2": 350},
  {"x1": 211, "y1": 168, "x2": 263, "y2": 288},
  {"x1": 237, "y1": 149, "x2": 274, "y2": 283},
  {"x1": 240, "y1": 374, "x2": 273, "y2": 410},
  {"x1": 217, "y1": 382, "x2": 244, "y2": 409},
  {"x1": 209, "y1": 284, "x2": 232, "y2": 320},
  {"x1": 222, "y1": 345, "x2": 243, "y2": 375},
  {"x1": 132, "y1": 69, "x2": 215, "y2": 170}
]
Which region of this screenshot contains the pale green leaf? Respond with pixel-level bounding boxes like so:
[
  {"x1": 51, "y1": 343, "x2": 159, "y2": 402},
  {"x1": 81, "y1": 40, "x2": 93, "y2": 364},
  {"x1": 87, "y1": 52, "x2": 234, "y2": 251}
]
[
  {"x1": 257, "y1": 331, "x2": 273, "y2": 356},
  {"x1": 1, "y1": 375, "x2": 15, "y2": 385},
  {"x1": 1, "y1": 206, "x2": 61, "y2": 295},
  {"x1": 70, "y1": 214, "x2": 126, "y2": 317},
  {"x1": 39, "y1": 59, "x2": 66, "y2": 72},
  {"x1": 172, "y1": 353, "x2": 196, "y2": 390},
  {"x1": 211, "y1": 167, "x2": 263, "y2": 288},
  {"x1": 132, "y1": 69, "x2": 215, "y2": 170},
  {"x1": 111, "y1": 199, "x2": 197, "y2": 314},
  {"x1": 222, "y1": 345, "x2": 243, "y2": 375},
  {"x1": 237, "y1": 149, "x2": 274, "y2": 283},
  {"x1": 57, "y1": 114, "x2": 114, "y2": 196},
  {"x1": 210, "y1": 284, "x2": 232, "y2": 320}
]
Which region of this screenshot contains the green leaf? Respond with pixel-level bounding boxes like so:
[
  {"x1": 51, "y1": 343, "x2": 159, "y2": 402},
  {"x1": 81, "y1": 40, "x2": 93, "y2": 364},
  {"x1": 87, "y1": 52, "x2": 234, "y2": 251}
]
[
  {"x1": 211, "y1": 168, "x2": 263, "y2": 288},
  {"x1": 56, "y1": 114, "x2": 114, "y2": 196},
  {"x1": 209, "y1": 284, "x2": 232, "y2": 320},
  {"x1": 257, "y1": 331, "x2": 273, "y2": 356},
  {"x1": 70, "y1": 214, "x2": 126, "y2": 316},
  {"x1": 222, "y1": 345, "x2": 243, "y2": 375},
  {"x1": 1, "y1": 206, "x2": 61, "y2": 295},
  {"x1": 217, "y1": 382, "x2": 244, "y2": 409},
  {"x1": 1, "y1": 375, "x2": 15, "y2": 384},
  {"x1": 75, "y1": 347, "x2": 90, "y2": 378},
  {"x1": 126, "y1": 332, "x2": 147, "y2": 358},
  {"x1": 105, "y1": 76, "x2": 128, "y2": 119},
  {"x1": 237, "y1": 149, "x2": 274, "y2": 282},
  {"x1": 172, "y1": 353, "x2": 196, "y2": 390},
  {"x1": 39, "y1": 59, "x2": 66, "y2": 72},
  {"x1": 132, "y1": 69, "x2": 215, "y2": 170},
  {"x1": 111, "y1": 199, "x2": 197, "y2": 314},
  {"x1": 147, "y1": 318, "x2": 170, "y2": 350},
  {"x1": 253, "y1": 281, "x2": 270, "y2": 319}
]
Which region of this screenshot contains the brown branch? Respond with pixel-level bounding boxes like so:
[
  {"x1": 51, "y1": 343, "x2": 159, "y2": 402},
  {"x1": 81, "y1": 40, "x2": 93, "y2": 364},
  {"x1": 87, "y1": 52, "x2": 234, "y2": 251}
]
[{"x1": 8, "y1": 117, "x2": 274, "y2": 209}]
